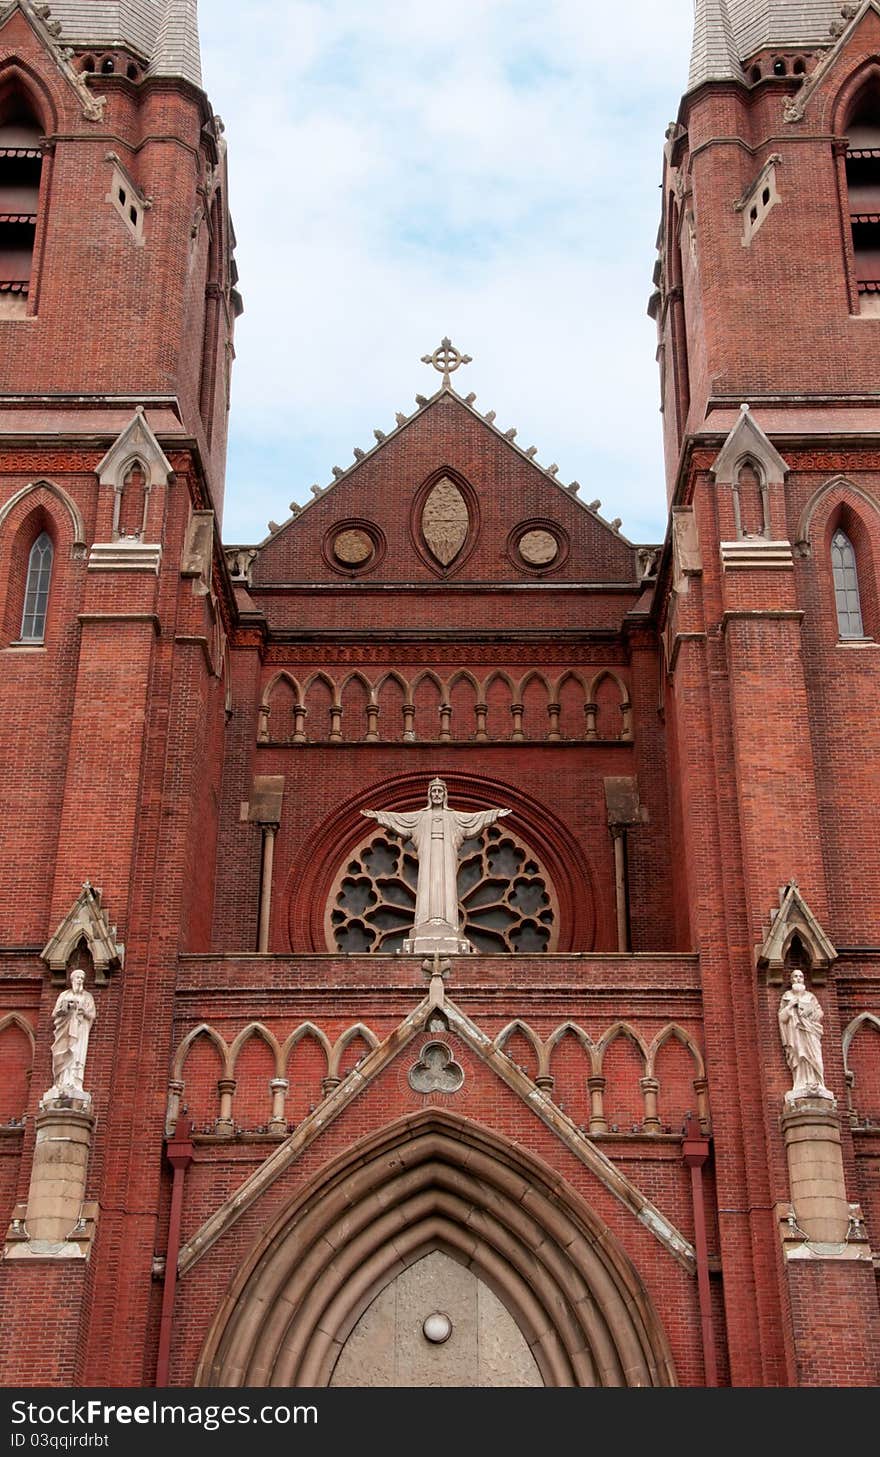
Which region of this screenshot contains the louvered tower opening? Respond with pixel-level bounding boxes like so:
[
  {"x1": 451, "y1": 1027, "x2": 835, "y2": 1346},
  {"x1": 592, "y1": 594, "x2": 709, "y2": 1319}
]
[
  {"x1": 845, "y1": 90, "x2": 880, "y2": 295},
  {"x1": 0, "y1": 98, "x2": 42, "y2": 302}
]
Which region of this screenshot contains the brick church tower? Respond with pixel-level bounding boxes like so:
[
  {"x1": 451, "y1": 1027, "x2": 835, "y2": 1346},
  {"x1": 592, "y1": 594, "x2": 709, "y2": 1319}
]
[{"x1": 0, "y1": 0, "x2": 878, "y2": 1388}]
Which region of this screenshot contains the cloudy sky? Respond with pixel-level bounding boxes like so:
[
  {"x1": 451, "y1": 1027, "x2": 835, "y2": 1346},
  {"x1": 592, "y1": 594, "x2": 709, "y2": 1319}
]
[{"x1": 200, "y1": 1, "x2": 695, "y2": 546}]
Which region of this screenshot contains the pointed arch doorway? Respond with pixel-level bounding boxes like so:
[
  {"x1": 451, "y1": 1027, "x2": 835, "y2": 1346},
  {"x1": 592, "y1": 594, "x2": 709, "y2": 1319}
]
[{"x1": 196, "y1": 1111, "x2": 676, "y2": 1388}]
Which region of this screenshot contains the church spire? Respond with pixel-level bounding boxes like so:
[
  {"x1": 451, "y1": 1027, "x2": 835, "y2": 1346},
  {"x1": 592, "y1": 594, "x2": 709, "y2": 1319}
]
[
  {"x1": 34, "y1": 1, "x2": 203, "y2": 88},
  {"x1": 688, "y1": 0, "x2": 743, "y2": 91},
  {"x1": 150, "y1": 0, "x2": 202, "y2": 88}
]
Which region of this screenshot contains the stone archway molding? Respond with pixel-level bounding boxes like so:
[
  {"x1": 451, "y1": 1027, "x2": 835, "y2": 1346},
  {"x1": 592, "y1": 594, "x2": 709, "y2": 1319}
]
[{"x1": 196, "y1": 1110, "x2": 677, "y2": 1388}]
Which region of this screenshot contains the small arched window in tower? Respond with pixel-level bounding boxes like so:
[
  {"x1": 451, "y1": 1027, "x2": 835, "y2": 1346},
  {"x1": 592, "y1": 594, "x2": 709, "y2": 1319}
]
[
  {"x1": 0, "y1": 95, "x2": 43, "y2": 316},
  {"x1": 831, "y1": 529, "x2": 865, "y2": 639},
  {"x1": 844, "y1": 87, "x2": 880, "y2": 305},
  {"x1": 19, "y1": 531, "x2": 53, "y2": 643}
]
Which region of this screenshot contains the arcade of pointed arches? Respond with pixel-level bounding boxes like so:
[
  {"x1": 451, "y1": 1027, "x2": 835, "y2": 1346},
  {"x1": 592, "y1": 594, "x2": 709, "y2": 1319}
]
[
  {"x1": 258, "y1": 667, "x2": 633, "y2": 744},
  {"x1": 165, "y1": 1014, "x2": 708, "y2": 1140}
]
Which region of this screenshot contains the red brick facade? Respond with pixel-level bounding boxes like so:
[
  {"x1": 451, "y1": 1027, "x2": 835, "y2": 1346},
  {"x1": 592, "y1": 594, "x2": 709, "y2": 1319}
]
[{"x1": 0, "y1": 1, "x2": 878, "y2": 1388}]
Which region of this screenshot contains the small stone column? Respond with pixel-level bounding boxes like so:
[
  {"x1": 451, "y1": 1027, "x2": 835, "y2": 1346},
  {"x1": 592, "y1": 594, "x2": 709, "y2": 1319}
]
[
  {"x1": 474, "y1": 703, "x2": 488, "y2": 741},
  {"x1": 640, "y1": 1076, "x2": 661, "y2": 1132},
  {"x1": 439, "y1": 703, "x2": 452, "y2": 741},
  {"x1": 329, "y1": 704, "x2": 343, "y2": 741},
  {"x1": 584, "y1": 702, "x2": 598, "y2": 740},
  {"x1": 402, "y1": 704, "x2": 416, "y2": 742},
  {"x1": 293, "y1": 705, "x2": 307, "y2": 743},
  {"x1": 23, "y1": 1105, "x2": 95, "y2": 1246},
  {"x1": 510, "y1": 703, "x2": 525, "y2": 740},
  {"x1": 547, "y1": 702, "x2": 561, "y2": 741},
  {"x1": 365, "y1": 704, "x2": 380, "y2": 741},
  {"x1": 268, "y1": 1078, "x2": 289, "y2": 1133},
  {"x1": 782, "y1": 1098, "x2": 850, "y2": 1244},
  {"x1": 587, "y1": 1076, "x2": 607, "y2": 1133},
  {"x1": 216, "y1": 1079, "x2": 236, "y2": 1136}
]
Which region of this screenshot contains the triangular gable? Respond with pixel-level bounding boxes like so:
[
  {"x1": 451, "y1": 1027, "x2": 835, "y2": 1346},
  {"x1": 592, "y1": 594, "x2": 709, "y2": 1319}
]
[
  {"x1": 41, "y1": 881, "x2": 125, "y2": 985},
  {"x1": 95, "y1": 407, "x2": 174, "y2": 490},
  {"x1": 782, "y1": 1, "x2": 880, "y2": 124},
  {"x1": 0, "y1": 2, "x2": 107, "y2": 122},
  {"x1": 256, "y1": 381, "x2": 638, "y2": 555},
  {"x1": 711, "y1": 403, "x2": 790, "y2": 487},
  {"x1": 756, "y1": 879, "x2": 837, "y2": 984},
  {"x1": 176, "y1": 987, "x2": 694, "y2": 1276}
]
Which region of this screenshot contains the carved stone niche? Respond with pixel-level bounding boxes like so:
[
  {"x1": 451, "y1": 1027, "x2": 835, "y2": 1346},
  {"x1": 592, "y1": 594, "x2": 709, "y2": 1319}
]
[
  {"x1": 756, "y1": 880, "x2": 837, "y2": 986},
  {"x1": 41, "y1": 883, "x2": 124, "y2": 987}
]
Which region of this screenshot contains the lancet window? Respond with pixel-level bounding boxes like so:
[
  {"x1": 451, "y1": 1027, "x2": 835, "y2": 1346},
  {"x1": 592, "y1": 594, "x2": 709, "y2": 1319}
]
[
  {"x1": 0, "y1": 95, "x2": 42, "y2": 313},
  {"x1": 831, "y1": 528, "x2": 865, "y2": 638},
  {"x1": 844, "y1": 87, "x2": 880, "y2": 301},
  {"x1": 20, "y1": 531, "x2": 53, "y2": 642}
]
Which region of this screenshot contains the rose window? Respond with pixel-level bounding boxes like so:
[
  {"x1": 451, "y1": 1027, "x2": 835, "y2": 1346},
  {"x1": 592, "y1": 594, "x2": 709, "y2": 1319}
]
[{"x1": 327, "y1": 823, "x2": 558, "y2": 954}]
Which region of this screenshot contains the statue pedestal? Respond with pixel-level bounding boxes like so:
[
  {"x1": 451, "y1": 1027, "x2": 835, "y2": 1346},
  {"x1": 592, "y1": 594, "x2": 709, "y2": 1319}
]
[
  {"x1": 404, "y1": 921, "x2": 472, "y2": 956},
  {"x1": 781, "y1": 1097, "x2": 849, "y2": 1244},
  {"x1": 4, "y1": 1105, "x2": 96, "y2": 1260}
]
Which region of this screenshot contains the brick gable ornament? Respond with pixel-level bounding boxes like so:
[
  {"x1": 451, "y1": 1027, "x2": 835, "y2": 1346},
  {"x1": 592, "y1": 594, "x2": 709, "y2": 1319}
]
[{"x1": 41, "y1": 882, "x2": 124, "y2": 986}]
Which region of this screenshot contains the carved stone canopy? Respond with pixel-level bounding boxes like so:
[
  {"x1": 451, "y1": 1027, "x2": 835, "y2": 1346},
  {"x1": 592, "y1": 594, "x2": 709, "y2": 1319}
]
[
  {"x1": 41, "y1": 883, "x2": 124, "y2": 986},
  {"x1": 756, "y1": 880, "x2": 837, "y2": 986},
  {"x1": 95, "y1": 408, "x2": 174, "y2": 492},
  {"x1": 711, "y1": 404, "x2": 790, "y2": 490}
]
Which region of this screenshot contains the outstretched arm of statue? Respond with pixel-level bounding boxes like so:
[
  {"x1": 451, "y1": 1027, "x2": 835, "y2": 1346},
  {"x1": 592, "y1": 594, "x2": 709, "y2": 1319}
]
[
  {"x1": 361, "y1": 807, "x2": 421, "y2": 836},
  {"x1": 453, "y1": 806, "x2": 512, "y2": 837}
]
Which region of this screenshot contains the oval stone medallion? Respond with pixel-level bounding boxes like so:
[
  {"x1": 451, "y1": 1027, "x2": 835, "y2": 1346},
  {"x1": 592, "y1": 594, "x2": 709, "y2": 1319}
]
[{"x1": 421, "y1": 477, "x2": 469, "y2": 566}]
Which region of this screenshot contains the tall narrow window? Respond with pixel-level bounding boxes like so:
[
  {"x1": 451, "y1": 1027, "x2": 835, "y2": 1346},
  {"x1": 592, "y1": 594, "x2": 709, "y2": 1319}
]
[
  {"x1": 831, "y1": 529, "x2": 865, "y2": 639},
  {"x1": 844, "y1": 88, "x2": 880, "y2": 302},
  {"x1": 20, "y1": 531, "x2": 53, "y2": 642},
  {"x1": 0, "y1": 97, "x2": 43, "y2": 316}
]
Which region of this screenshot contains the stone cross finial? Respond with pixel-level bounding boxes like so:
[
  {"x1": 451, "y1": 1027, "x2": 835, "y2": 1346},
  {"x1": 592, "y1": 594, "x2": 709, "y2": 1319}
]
[{"x1": 421, "y1": 337, "x2": 473, "y2": 388}]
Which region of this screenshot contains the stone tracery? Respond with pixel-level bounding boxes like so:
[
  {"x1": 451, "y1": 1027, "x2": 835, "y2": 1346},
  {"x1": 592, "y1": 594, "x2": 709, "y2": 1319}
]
[{"x1": 326, "y1": 820, "x2": 558, "y2": 954}]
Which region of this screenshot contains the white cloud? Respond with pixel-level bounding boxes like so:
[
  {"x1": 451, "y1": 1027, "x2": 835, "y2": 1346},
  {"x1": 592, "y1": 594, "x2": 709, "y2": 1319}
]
[{"x1": 200, "y1": 0, "x2": 694, "y2": 543}]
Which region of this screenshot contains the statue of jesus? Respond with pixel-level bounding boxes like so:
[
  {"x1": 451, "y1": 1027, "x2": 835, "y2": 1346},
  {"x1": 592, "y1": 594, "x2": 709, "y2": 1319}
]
[{"x1": 362, "y1": 778, "x2": 511, "y2": 954}]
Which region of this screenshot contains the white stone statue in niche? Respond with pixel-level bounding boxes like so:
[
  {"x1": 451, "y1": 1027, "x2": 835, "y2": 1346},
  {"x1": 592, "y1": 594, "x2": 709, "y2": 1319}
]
[
  {"x1": 42, "y1": 968, "x2": 97, "y2": 1110},
  {"x1": 778, "y1": 969, "x2": 833, "y2": 1106},
  {"x1": 362, "y1": 778, "x2": 510, "y2": 954}
]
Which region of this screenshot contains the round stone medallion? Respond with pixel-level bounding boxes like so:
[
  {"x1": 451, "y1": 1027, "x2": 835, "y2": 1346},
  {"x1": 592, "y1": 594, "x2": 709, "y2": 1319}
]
[
  {"x1": 333, "y1": 529, "x2": 373, "y2": 566},
  {"x1": 518, "y1": 529, "x2": 558, "y2": 566}
]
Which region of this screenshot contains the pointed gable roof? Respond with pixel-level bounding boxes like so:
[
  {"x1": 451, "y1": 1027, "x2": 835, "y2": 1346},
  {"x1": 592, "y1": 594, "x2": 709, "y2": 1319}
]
[
  {"x1": 255, "y1": 378, "x2": 639, "y2": 558},
  {"x1": 0, "y1": 1, "x2": 107, "y2": 120}
]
